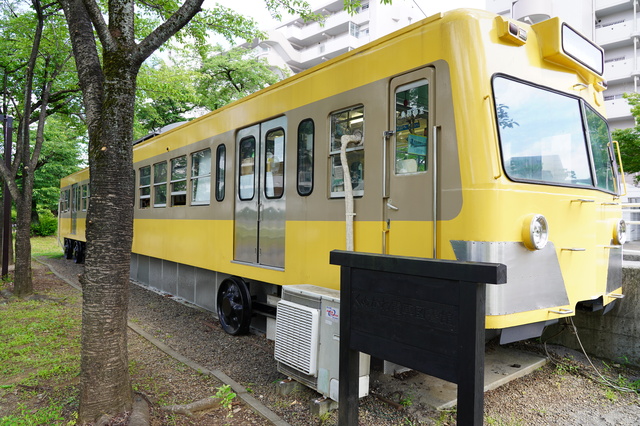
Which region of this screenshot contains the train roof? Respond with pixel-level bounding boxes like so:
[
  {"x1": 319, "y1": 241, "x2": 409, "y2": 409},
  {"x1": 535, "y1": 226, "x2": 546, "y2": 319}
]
[{"x1": 131, "y1": 8, "x2": 488, "y2": 150}]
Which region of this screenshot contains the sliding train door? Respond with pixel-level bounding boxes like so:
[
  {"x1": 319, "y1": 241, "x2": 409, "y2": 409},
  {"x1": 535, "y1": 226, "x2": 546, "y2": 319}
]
[
  {"x1": 71, "y1": 183, "x2": 78, "y2": 235},
  {"x1": 384, "y1": 68, "x2": 436, "y2": 258},
  {"x1": 234, "y1": 117, "x2": 287, "y2": 268}
]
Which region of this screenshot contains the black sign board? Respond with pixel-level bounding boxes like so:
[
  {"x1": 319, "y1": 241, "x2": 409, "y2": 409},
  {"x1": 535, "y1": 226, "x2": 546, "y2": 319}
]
[{"x1": 330, "y1": 250, "x2": 507, "y2": 425}]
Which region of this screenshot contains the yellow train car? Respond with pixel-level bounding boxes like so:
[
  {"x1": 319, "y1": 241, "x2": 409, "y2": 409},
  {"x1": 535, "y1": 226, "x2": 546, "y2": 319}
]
[
  {"x1": 61, "y1": 10, "x2": 624, "y2": 354},
  {"x1": 59, "y1": 168, "x2": 89, "y2": 262}
]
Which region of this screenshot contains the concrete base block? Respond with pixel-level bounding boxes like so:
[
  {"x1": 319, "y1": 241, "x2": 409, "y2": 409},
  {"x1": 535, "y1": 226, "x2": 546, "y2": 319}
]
[
  {"x1": 309, "y1": 396, "x2": 339, "y2": 417},
  {"x1": 383, "y1": 360, "x2": 411, "y2": 375},
  {"x1": 543, "y1": 264, "x2": 640, "y2": 368},
  {"x1": 276, "y1": 379, "x2": 302, "y2": 396}
]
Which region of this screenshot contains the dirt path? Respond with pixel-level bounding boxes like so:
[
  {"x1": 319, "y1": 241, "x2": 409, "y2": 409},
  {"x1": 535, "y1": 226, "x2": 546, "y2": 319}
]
[{"x1": 40, "y1": 257, "x2": 640, "y2": 425}]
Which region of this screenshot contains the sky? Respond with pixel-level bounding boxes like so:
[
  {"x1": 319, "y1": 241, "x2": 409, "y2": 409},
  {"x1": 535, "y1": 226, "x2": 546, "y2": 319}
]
[{"x1": 210, "y1": 0, "x2": 487, "y2": 32}]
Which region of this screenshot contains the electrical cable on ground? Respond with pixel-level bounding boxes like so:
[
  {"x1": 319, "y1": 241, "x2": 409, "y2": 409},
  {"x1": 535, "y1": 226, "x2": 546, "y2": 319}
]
[
  {"x1": 568, "y1": 317, "x2": 638, "y2": 394},
  {"x1": 543, "y1": 317, "x2": 638, "y2": 394}
]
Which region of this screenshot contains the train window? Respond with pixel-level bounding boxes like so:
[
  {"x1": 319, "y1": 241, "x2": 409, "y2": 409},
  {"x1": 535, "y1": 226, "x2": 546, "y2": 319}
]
[
  {"x1": 265, "y1": 128, "x2": 285, "y2": 199},
  {"x1": 239, "y1": 136, "x2": 256, "y2": 200},
  {"x1": 395, "y1": 80, "x2": 428, "y2": 174},
  {"x1": 73, "y1": 185, "x2": 81, "y2": 212},
  {"x1": 170, "y1": 155, "x2": 187, "y2": 206},
  {"x1": 584, "y1": 106, "x2": 616, "y2": 192},
  {"x1": 494, "y1": 77, "x2": 592, "y2": 188},
  {"x1": 153, "y1": 161, "x2": 167, "y2": 207},
  {"x1": 139, "y1": 166, "x2": 151, "y2": 209},
  {"x1": 81, "y1": 185, "x2": 89, "y2": 211},
  {"x1": 297, "y1": 119, "x2": 314, "y2": 196},
  {"x1": 215, "y1": 144, "x2": 226, "y2": 202},
  {"x1": 330, "y1": 106, "x2": 364, "y2": 197},
  {"x1": 60, "y1": 190, "x2": 69, "y2": 213},
  {"x1": 191, "y1": 149, "x2": 211, "y2": 205}
]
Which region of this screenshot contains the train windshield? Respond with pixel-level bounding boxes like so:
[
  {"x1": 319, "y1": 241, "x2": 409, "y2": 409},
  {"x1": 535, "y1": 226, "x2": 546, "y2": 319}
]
[{"x1": 493, "y1": 76, "x2": 619, "y2": 194}]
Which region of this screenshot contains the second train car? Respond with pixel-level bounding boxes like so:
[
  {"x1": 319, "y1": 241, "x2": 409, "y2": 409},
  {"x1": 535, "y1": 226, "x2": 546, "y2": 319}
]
[{"x1": 60, "y1": 8, "x2": 625, "y2": 397}]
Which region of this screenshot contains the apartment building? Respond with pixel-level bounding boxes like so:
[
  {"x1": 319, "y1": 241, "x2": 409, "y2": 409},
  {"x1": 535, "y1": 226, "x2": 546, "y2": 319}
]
[
  {"x1": 246, "y1": 0, "x2": 427, "y2": 74},
  {"x1": 487, "y1": 0, "x2": 639, "y2": 130},
  {"x1": 253, "y1": 0, "x2": 636, "y2": 131}
]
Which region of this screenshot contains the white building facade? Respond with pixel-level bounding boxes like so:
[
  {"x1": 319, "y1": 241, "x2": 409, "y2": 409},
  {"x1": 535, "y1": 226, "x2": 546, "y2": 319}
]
[
  {"x1": 487, "y1": 0, "x2": 639, "y2": 130},
  {"x1": 254, "y1": 0, "x2": 637, "y2": 130},
  {"x1": 247, "y1": 0, "x2": 428, "y2": 74}
]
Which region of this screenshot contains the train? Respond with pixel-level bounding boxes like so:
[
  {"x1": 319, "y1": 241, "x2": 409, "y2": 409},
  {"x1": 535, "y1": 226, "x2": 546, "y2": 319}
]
[{"x1": 60, "y1": 8, "x2": 625, "y2": 399}]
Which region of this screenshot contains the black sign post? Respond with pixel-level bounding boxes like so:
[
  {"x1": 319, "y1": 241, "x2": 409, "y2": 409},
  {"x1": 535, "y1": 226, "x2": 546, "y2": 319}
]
[{"x1": 330, "y1": 250, "x2": 507, "y2": 426}]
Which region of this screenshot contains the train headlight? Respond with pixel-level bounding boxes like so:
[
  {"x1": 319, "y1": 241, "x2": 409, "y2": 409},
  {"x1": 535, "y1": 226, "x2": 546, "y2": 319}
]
[
  {"x1": 522, "y1": 214, "x2": 549, "y2": 250},
  {"x1": 613, "y1": 219, "x2": 627, "y2": 245}
]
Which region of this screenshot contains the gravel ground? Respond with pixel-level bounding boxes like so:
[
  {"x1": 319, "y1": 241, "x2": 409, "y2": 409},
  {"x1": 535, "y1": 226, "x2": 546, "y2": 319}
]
[{"x1": 43, "y1": 256, "x2": 640, "y2": 425}]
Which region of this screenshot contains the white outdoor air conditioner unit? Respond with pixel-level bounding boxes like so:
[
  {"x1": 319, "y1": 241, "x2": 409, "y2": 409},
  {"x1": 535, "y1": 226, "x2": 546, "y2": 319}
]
[{"x1": 274, "y1": 284, "x2": 370, "y2": 401}]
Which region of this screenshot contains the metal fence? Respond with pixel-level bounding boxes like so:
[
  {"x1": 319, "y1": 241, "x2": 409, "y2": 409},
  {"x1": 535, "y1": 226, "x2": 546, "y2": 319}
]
[{"x1": 623, "y1": 198, "x2": 640, "y2": 241}]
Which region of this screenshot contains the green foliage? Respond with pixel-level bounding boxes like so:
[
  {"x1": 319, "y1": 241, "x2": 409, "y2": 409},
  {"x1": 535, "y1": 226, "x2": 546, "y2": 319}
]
[
  {"x1": 604, "y1": 387, "x2": 618, "y2": 402},
  {"x1": 553, "y1": 355, "x2": 580, "y2": 375},
  {"x1": 0, "y1": 2, "x2": 80, "y2": 125},
  {"x1": 399, "y1": 392, "x2": 413, "y2": 407},
  {"x1": 134, "y1": 44, "x2": 288, "y2": 139},
  {"x1": 174, "y1": 4, "x2": 267, "y2": 49},
  {"x1": 135, "y1": 56, "x2": 198, "y2": 138},
  {"x1": 614, "y1": 92, "x2": 640, "y2": 178},
  {"x1": 33, "y1": 115, "x2": 86, "y2": 213},
  {"x1": 194, "y1": 45, "x2": 287, "y2": 111},
  {"x1": 434, "y1": 408, "x2": 456, "y2": 425},
  {"x1": 31, "y1": 210, "x2": 57, "y2": 236},
  {"x1": 214, "y1": 384, "x2": 236, "y2": 414},
  {"x1": 613, "y1": 373, "x2": 640, "y2": 392},
  {"x1": 612, "y1": 126, "x2": 640, "y2": 179},
  {"x1": 342, "y1": 0, "x2": 392, "y2": 15}
]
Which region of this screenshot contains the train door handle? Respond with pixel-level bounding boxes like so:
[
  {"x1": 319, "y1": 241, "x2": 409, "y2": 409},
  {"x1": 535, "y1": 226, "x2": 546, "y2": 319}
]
[{"x1": 386, "y1": 202, "x2": 399, "y2": 211}]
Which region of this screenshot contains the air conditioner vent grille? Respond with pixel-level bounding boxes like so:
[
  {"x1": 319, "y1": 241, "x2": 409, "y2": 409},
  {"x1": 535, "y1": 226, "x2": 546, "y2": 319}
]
[{"x1": 274, "y1": 300, "x2": 319, "y2": 375}]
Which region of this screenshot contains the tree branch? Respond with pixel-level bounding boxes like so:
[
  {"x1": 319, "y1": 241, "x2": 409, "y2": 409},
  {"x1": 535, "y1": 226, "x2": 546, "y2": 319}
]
[
  {"x1": 134, "y1": 0, "x2": 204, "y2": 67},
  {"x1": 81, "y1": 0, "x2": 113, "y2": 51},
  {"x1": 59, "y1": 0, "x2": 104, "y2": 136}
]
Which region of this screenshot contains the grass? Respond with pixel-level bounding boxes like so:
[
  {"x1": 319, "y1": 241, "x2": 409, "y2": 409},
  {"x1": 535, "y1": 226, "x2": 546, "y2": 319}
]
[
  {"x1": 0, "y1": 401, "x2": 68, "y2": 425},
  {"x1": 0, "y1": 276, "x2": 81, "y2": 423},
  {"x1": 0, "y1": 301, "x2": 81, "y2": 385},
  {"x1": 31, "y1": 235, "x2": 64, "y2": 258}
]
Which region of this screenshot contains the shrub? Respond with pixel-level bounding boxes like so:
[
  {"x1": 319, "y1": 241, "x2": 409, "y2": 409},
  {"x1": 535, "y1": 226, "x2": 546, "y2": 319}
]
[{"x1": 31, "y1": 210, "x2": 58, "y2": 236}]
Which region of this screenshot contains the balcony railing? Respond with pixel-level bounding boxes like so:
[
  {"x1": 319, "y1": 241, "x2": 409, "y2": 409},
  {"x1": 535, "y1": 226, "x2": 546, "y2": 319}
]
[
  {"x1": 596, "y1": 20, "x2": 633, "y2": 46},
  {"x1": 605, "y1": 97, "x2": 633, "y2": 119},
  {"x1": 596, "y1": 0, "x2": 633, "y2": 13},
  {"x1": 605, "y1": 58, "x2": 634, "y2": 82}
]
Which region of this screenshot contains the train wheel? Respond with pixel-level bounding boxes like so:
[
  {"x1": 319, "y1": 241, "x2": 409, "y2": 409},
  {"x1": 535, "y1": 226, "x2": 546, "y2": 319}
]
[
  {"x1": 73, "y1": 242, "x2": 85, "y2": 264},
  {"x1": 216, "y1": 277, "x2": 252, "y2": 335},
  {"x1": 64, "y1": 239, "x2": 73, "y2": 259}
]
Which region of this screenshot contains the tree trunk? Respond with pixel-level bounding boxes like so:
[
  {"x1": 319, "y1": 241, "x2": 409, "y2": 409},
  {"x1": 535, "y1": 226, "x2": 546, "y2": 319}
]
[
  {"x1": 0, "y1": 194, "x2": 14, "y2": 271},
  {"x1": 77, "y1": 63, "x2": 136, "y2": 422},
  {"x1": 12, "y1": 192, "x2": 32, "y2": 297},
  {"x1": 59, "y1": 0, "x2": 205, "y2": 421},
  {"x1": 31, "y1": 199, "x2": 39, "y2": 227}
]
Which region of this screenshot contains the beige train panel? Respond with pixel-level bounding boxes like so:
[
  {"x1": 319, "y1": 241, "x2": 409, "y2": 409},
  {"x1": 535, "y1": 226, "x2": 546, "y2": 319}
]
[
  {"x1": 432, "y1": 61, "x2": 463, "y2": 221},
  {"x1": 134, "y1": 134, "x2": 218, "y2": 168},
  {"x1": 131, "y1": 60, "x2": 463, "y2": 225},
  {"x1": 134, "y1": 131, "x2": 236, "y2": 222},
  {"x1": 60, "y1": 170, "x2": 89, "y2": 187},
  {"x1": 284, "y1": 60, "x2": 462, "y2": 223},
  {"x1": 285, "y1": 81, "x2": 388, "y2": 223},
  {"x1": 130, "y1": 12, "x2": 449, "y2": 162}
]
